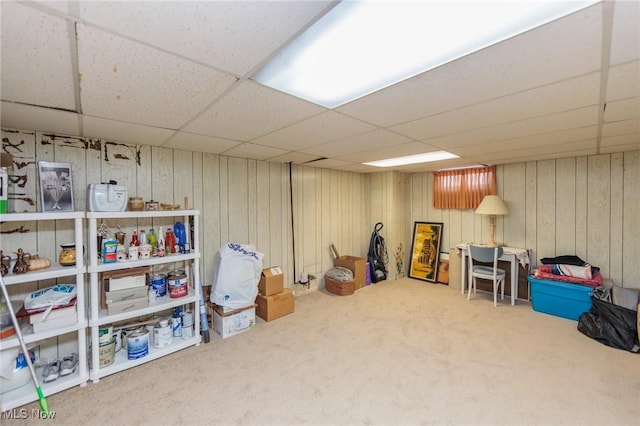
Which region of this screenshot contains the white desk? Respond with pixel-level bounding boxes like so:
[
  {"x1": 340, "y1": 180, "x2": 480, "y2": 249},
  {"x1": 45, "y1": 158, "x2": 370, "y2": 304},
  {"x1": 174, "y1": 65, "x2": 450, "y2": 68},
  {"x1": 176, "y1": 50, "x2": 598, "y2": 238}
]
[{"x1": 456, "y1": 244, "x2": 530, "y2": 305}]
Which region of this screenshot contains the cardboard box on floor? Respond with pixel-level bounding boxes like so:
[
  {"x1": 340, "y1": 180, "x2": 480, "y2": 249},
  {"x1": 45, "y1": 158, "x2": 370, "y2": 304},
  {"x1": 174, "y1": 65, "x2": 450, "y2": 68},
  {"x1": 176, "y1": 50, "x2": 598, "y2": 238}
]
[
  {"x1": 256, "y1": 288, "x2": 294, "y2": 321},
  {"x1": 334, "y1": 256, "x2": 366, "y2": 290},
  {"x1": 259, "y1": 266, "x2": 284, "y2": 296},
  {"x1": 213, "y1": 304, "x2": 256, "y2": 339}
]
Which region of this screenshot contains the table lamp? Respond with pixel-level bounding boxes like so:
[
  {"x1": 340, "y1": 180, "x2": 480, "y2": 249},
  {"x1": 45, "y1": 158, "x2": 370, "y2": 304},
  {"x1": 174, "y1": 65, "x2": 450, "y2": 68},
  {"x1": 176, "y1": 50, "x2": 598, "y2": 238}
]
[{"x1": 475, "y1": 195, "x2": 509, "y2": 247}]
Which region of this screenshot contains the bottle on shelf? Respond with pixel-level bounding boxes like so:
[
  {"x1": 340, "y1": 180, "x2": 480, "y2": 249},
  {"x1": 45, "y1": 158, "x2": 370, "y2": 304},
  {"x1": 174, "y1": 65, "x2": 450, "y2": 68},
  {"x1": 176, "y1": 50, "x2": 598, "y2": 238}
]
[
  {"x1": 130, "y1": 230, "x2": 140, "y2": 247},
  {"x1": 157, "y1": 226, "x2": 165, "y2": 257},
  {"x1": 139, "y1": 229, "x2": 147, "y2": 246},
  {"x1": 147, "y1": 228, "x2": 158, "y2": 256},
  {"x1": 165, "y1": 227, "x2": 176, "y2": 254}
]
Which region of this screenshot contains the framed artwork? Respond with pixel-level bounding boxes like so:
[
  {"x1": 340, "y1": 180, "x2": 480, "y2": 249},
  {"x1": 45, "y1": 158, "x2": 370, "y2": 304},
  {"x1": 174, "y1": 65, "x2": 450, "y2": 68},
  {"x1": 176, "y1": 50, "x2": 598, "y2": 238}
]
[
  {"x1": 408, "y1": 221, "x2": 443, "y2": 282},
  {"x1": 38, "y1": 161, "x2": 74, "y2": 212}
]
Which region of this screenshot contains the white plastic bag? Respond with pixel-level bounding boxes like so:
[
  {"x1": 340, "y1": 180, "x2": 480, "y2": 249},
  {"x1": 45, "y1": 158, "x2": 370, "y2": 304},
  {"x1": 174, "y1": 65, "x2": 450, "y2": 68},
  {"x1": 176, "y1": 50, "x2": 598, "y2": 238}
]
[
  {"x1": 24, "y1": 284, "x2": 76, "y2": 314},
  {"x1": 210, "y1": 243, "x2": 263, "y2": 309}
]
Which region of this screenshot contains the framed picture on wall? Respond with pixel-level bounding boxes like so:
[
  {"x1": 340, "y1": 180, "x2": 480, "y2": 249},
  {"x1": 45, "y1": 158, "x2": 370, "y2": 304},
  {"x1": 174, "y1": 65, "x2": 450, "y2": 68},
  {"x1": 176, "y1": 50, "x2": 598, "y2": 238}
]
[
  {"x1": 38, "y1": 161, "x2": 74, "y2": 212},
  {"x1": 408, "y1": 221, "x2": 443, "y2": 283}
]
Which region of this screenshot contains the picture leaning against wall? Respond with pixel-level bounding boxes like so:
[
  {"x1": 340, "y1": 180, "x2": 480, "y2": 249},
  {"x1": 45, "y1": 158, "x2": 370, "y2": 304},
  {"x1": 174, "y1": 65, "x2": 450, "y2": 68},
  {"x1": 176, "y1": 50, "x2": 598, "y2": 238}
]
[
  {"x1": 409, "y1": 222, "x2": 443, "y2": 282},
  {"x1": 38, "y1": 161, "x2": 74, "y2": 212}
]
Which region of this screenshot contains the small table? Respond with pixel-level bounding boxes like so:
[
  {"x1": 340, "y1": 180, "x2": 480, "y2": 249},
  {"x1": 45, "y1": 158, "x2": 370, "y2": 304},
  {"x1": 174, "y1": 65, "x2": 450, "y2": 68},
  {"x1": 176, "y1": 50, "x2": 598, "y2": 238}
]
[{"x1": 456, "y1": 244, "x2": 530, "y2": 305}]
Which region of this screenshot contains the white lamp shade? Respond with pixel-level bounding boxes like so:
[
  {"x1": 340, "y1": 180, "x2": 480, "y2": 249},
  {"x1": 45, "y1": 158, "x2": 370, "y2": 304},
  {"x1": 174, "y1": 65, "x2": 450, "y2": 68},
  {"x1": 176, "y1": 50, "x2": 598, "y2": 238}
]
[{"x1": 475, "y1": 195, "x2": 509, "y2": 216}]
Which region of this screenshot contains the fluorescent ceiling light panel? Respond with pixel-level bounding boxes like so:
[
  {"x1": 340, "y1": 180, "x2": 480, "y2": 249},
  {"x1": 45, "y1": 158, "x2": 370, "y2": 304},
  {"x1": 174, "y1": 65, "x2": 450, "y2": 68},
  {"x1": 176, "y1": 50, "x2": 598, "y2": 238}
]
[
  {"x1": 252, "y1": 0, "x2": 598, "y2": 108},
  {"x1": 364, "y1": 151, "x2": 459, "y2": 167}
]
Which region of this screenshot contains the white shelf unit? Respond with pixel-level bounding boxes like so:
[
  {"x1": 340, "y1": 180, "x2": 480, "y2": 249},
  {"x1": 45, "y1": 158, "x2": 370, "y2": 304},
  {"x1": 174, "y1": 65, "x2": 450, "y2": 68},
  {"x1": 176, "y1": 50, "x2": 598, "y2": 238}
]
[
  {"x1": 0, "y1": 211, "x2": 88, "y2": 412},
  {"x1": 86, "y1": 209, "x2": 200, "y2": 383}
]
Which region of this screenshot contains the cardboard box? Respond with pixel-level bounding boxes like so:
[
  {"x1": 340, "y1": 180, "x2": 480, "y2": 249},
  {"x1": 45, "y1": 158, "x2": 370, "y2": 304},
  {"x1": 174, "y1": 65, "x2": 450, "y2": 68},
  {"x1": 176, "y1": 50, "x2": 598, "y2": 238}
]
[
  {"x1": 105, "y1": 286, "x2": 149, "y2": 305},
  {"x1": 256, "y1": 288, "x2": 294, "y2": 321},
  {"x1": 528, "y1": 276, "x2": 592, "y2": 321},
  {"x1": 100, "y1": 267, "x2": 150, "y2": 309},
  {"x1": 213, "y1": 304, "x2": 256, "y2": 339},
  {"x1": 259, "y1": 266, "x2": 284, "y2": 296},
  {"x1": 334, "y1": 256, "x2": 366, "y2": 290},
  {"x1": 107, "y1": 297, "x2": 148, "y2": 316},
  {"x1": 109, "y1": 273, "x2": 147, "y2": 291}
]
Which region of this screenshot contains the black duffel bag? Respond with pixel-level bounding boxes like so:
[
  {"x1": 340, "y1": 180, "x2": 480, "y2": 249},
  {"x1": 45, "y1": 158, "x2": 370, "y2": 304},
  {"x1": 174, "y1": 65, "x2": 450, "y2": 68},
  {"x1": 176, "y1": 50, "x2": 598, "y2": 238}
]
[{"x1": 577, "y1": 295, "x2": 639, "y2": 353}]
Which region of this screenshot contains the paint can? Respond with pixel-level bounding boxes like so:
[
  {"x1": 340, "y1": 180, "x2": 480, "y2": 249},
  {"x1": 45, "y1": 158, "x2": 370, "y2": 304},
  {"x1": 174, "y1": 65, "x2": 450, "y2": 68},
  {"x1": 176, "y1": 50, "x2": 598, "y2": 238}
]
[
  {"x1": 151, "y1": 273, "x2": 167, "y2": 297},
  {"x1": 167, "y1": 270, "x2": 188, "y2": 298},
  {"x1": 99, "y1": 338, "x2": 116, "y2": 367},
  {"x1": 121, "y1": 325, "x2": 144, "y2": 351},
  {"x1": 181, "y1": 310, "x2": 193, "y2": 340},
  {"x1": 153, "y1": 318, "x2": 173, "y2": 348},
  {"x1": 127, "y1": 329, "x2": 149, "y2": 360}
]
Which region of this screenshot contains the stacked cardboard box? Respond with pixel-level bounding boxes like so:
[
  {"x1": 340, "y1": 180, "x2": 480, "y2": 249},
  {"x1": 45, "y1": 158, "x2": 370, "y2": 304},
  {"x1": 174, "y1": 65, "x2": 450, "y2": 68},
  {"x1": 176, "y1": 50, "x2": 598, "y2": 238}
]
[
  {"x1": 100, "y1": 267, "x2": 149, "y2": 315},
  {"x1": 255, "y1": 266, "x2": 294, "y2": 321}
]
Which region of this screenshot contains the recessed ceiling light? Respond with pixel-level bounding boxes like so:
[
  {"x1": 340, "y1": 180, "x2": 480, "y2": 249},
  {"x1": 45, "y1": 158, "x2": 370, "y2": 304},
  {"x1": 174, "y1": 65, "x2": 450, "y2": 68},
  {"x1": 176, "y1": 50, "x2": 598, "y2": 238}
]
[
  {"x1": 252, "y1": 0, "x2": 598, "y2": 108},
  {"x1": 364, "y1": 151, "x2": 459, "y2": 168}
]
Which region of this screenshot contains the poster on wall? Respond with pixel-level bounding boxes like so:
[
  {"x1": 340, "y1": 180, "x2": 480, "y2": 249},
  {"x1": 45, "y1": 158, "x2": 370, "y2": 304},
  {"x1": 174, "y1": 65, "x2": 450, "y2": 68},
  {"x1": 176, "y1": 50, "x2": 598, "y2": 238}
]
[
  {"x1": 38, "y1": 161, "x2": 74, "y2": 212},
  {"x1": 408, "y1": 221, "x2": 443, "y2": 282}
]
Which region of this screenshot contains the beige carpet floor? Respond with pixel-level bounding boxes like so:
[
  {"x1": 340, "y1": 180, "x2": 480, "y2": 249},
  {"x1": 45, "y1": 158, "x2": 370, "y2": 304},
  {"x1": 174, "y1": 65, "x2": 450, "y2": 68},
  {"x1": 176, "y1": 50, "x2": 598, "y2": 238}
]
[{"x1": 4, "y1": 278, "x2": 639, "y2": 426}]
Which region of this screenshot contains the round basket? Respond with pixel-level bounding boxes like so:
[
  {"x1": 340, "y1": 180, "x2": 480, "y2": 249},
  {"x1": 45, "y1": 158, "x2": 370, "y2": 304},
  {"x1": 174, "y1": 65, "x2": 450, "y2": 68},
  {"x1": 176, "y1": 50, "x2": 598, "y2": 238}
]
[{"x1": 325, "y1": 276, "x2": 355, "y2": 296}]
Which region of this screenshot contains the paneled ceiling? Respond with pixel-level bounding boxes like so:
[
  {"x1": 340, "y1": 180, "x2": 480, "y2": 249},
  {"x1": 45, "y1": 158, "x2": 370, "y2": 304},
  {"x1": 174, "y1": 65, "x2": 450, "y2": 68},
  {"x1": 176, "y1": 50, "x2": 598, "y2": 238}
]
[{"x1": 1, "y1": 1, "x2": 638, "y2": 173}]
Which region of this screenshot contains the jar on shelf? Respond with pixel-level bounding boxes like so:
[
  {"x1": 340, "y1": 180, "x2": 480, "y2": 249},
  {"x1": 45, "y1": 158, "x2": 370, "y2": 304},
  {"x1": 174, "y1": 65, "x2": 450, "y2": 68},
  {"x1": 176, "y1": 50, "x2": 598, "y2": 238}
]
[{"x1": 58, "y1": 243, "x2": 76, "y2": 266}]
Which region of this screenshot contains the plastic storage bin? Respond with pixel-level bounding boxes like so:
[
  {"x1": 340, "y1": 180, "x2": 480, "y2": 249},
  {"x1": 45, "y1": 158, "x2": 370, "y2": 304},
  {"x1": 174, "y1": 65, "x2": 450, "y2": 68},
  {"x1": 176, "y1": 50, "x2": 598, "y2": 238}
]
[{"x1": 528, "y1": 276, "x2": 593, "y2": 321}]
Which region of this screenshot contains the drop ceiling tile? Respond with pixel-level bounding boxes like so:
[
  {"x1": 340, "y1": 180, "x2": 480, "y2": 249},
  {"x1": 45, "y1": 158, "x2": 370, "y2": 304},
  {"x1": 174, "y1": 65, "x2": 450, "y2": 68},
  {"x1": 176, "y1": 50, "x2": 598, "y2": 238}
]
[
  {"x1": 77, "y1": 1, "x2": 334, "y2": 76},
  {"x1": 1, "y1": 2, "x2": 76, "y2": 110},
  {"x1": 428, "y1": 107, "x2": 600, "y2": 150},
  {"x1": 251, "y1": 111, "x2": 376, "y2": 151},
  {"x1": 82, "y1": 116, "x2": 174, "y2": 146},
  {"x1": 394, "y1": 158, "x2": 479, "y2": 173},
  {"x1": 268, "y1": 152, "x2": 321, "y2": 164},
  {"x1": 610, "y1": 0, "x2": 640, "y2": 65},
  {"x1": 339, "y1": 142, "x2": 442, "y2": 164},
  {"x1": 301, "y1": 129, "x2": 413, "y2": 157},
  {"x1": 183, "y1": 81, "x2": 324, "y2": 141},
  {"x1": 599, "y1": 133, "x2": 640, "y2": 152},
  {"x1": 451, "y1": 127, "x2": 598, "y2": 158},
  {"x1": 490, "y1": 148, "x2": 598, "y2": 165},
  {"x1": 77, "y1": 24, "x2": 237, "y2": 129},
  {"x1": 604, "y1": 97, "x2": 640, "y2": 122},
  {"x1": 391, "y1": 73, "x2": 601, "y2": 141},
  {"x1": 1, "y1": 102, "x2": 80, "y2": 136},
  {"x1": 472, "y1": 139, "x2": 597, "y2": 163},
  {"x1": 339, "y1": 3, "x2": 602, "y2": 127},
  {"x1": 606, "y1": 61, "x2": 640, "y2": 101},
  {"x1": 222, "y1": 143, "x2": 288, "y2": 161},
  {"x1": 162, "y1": 132, "x2": 240, "y2": 154},
  {"x1": 300, "y1": 158, "x2": 353, "y2": 169},
  {"x1": 602, "y1": 119, "x2": 640, "y2": 138},
  {"x1": 331, "y1": 163, "x2": 381, "y2": 173}
]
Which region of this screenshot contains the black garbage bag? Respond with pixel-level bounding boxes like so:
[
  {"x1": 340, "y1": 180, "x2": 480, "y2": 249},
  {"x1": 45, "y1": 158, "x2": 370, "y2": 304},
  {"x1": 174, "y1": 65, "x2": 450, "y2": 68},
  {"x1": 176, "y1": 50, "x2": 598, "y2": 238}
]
[{"x1": 577, "y1": 296, "x2": 640, "y2": 353}]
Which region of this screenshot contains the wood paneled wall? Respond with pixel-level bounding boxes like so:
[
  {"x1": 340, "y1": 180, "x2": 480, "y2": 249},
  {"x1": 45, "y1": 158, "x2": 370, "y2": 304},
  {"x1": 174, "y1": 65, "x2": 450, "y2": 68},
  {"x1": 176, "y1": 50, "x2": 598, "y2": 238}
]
[
  {"x1": 1, "y1": 129, "x2": 373, "y2": 294},
  {"x1": 409, "y1": 152, "x2": 640, "y2": 288},
  {"x1": 3, "y1": 128, "x2": 638, "y2": 292}
]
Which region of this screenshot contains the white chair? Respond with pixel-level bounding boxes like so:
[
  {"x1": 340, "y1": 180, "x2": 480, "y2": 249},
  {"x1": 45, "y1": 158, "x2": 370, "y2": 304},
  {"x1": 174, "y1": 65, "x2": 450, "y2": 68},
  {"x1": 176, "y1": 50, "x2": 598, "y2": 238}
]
[{"x1": 467, "y1": 244, "x2": 506, "y2": 307}]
